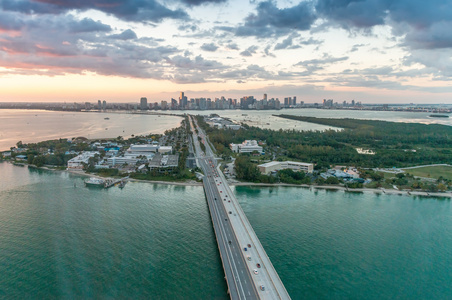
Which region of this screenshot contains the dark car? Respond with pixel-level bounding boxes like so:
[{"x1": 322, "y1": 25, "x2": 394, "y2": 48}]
[
  {"x1": 247, "y1": 244, "x2": 251, "y2": 248},
  {"x1": 256, "y1": 263, "x2": 261, "y2": 268}
]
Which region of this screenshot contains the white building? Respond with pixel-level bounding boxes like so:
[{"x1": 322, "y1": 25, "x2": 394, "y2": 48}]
[
  {"x1": 158, "y1": 146, "x2": 173, "y2": 154},
  {"x1": 67, "y1": 151, "x2": 99, "y2": 169},
  {"x1": 230, "y1": 140, "x2": 263, "y2": 154},
  {"x1": 225, "y1": 124, "x2": 241, "y2": 130},
  {"x1": 106, "y1": 156, "x2": 138, "y2": 167},
  {"x1": 125, "y1": 144, "x2": 172, "y2": 156},
  {"x1": 258, "y1": 161, "x2": 314, "y2": 174}
]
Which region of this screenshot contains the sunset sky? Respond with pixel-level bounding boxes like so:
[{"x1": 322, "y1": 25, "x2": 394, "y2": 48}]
[{"x1": 0, "y1": 0, "x2": 451, "y2": 103}]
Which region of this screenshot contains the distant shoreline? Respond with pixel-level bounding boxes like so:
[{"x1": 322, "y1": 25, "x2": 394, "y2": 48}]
[{"x1": 7, "y1": 161, "x2": 451, "y2": 198}]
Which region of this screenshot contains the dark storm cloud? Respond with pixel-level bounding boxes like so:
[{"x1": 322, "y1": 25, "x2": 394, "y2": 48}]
[
  {"x1": 236, "y1": 0, "x2": 316, "y2": 37},
  {"x1": 1, "y1": 0, "x2": 188, "y2": 22}
]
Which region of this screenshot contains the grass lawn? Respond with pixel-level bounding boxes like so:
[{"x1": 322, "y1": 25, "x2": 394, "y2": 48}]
[{"x1": 402, "y1": 165, "x2": 452, "y2": 180}]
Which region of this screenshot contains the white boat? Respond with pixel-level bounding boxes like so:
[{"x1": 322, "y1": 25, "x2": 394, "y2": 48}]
[{"x1": 84, "y1": 177, "x2": 105, "y2": 187}]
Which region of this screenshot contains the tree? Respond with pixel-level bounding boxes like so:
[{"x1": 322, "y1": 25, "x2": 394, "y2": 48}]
[
  {"x1": 32, "y1": 155, "x2": 46, "y2": 167},
  {"x1": 325, "y1": 176, "x2": 339, "y2": 184}
]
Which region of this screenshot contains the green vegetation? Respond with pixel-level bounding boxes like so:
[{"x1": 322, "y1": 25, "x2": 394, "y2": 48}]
[
  {"x1": 274, "y1": 114, "x2": 452, "y2": 168},
  {"x1": 196, "y1": 113, "x2": 452, "y2": 169},
  {"x1": 401, "y1": 166, "x2": 452, "y2": 181}
]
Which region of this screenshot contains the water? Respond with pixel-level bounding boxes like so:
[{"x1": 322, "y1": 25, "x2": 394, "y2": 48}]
[
  {"x1": 171, "y1": 109, "x2": 452, "y2": 131},
  {"x1": 0, "y1": 109, "x2": 183, "y2": 151},
  {"x1": 0, "y1": 162, "x2": 227, "y2": 299},
  {"x1": 1, "y1": 162, "x2": 451, "y2": 298}
]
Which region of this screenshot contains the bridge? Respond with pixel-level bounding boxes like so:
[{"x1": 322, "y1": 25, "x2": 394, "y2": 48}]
[{"x1": 189, "y1": 116, "x2": 290, "y2": 300}]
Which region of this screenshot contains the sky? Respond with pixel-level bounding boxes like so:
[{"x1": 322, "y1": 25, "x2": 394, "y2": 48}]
[{"x1": 0, "y1": 0, "x2": 451, "y2": 104}]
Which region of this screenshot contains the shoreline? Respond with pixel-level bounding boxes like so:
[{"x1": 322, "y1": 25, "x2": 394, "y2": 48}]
[
  {"x1": 231, "y1": 181, "x2": 451, "y2": 198},
  {"x1": 7, "y1": 161, "x2": 451, "y2": 198}
]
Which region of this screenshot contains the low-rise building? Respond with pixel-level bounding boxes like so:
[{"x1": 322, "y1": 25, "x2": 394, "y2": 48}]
[
  {"x1": 149, "y1": 153, "x2": 179, "y2": 173},
  {"x1": 230, "y1": 140, "x2": 263, "y2": 154},
  {"x1": 258, "y1": 160, "x2": 314, "y2": 174},
  {"x1": 67, "y1": 151, "x2": 99, "y2": 169},
  {"x1": 106, "y1": 156, "x2": 138, "y2": 167}
]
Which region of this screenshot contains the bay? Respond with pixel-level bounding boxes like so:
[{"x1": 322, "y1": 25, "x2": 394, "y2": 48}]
[
  {"x1": 1, "y1": 162, "x2": 451, "y2": 299},
  {"x1": 179, "y1": 109, "x2": 452, "y2": 131},
  {"x1": 0, "y1": 109, "x2": 183, "y2": 151}
]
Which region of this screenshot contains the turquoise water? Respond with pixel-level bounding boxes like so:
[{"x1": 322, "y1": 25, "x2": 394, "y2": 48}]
[
  {"x1": 1, "y1": 162, "x2": 452, "y2": 299},
  {"x1": 237, "y1": 187, "x2": 452, "y2": 299},
  {"x1": 0, "y1": 162, "x2": 227, "y2": 299}
]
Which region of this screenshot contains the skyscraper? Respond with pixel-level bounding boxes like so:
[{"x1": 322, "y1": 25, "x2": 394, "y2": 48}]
[{"x1": 140, "y1": 97, "x2": 148, "y2": 110}]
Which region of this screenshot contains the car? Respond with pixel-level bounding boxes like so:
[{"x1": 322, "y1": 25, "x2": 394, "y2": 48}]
[
  {"x1": 229, "y1": 211, "x2": 232, "y2": 214},
  {"x1": 220, "y1": 191, "x2": 222, "y2": 193},
  {"x1": 253, "y1": 269, "x2": 258, "y2": 275},
  {"x1": 259, "y1": 285, "x2": 265, "y2": 291},
  {"x1": 247, "y1": 256, "x2": 251, "y2": 261},
  {"x1": 247, "y1": 244, "x2": 251, "y2": 248},
  {"x1": 244, "y1": 247, "x2": 247, "y2": 251},
  {"x1": 225, "y1": 218, "x2": 228, "y2": 221},
  {"x1": 228, "y1": 200, "x2": 230, "y2": 202},
  {"x1": 256, "y1": 263, "x2": 261, "y2": 268},
  {"x1": 225, "y1": 195, "x2": 228, "y2": 197}
]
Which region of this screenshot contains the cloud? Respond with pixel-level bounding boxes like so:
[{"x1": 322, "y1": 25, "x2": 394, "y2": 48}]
[
  {"x1": 109, "y1": 29, "x2": 137, "y2": 40},
  {"x1": 167, "y1": 55, "x2": 225, "y2": 71},
  {"x1": 274, "y1": 34, "x2": 301, "y2": 50},
  {"x1": 200, "y1": 42, "x2": 219, "y2": 52},
  {"x1": 0, "y1": 13, "x2": 182, "y2": 78},
  {"x1": 240, "y1": 45, "x2": 258, "y2": 57},
  {"x1": 235, "y1": 0, "x2": 316, "y2": 37},
  {"x1": 66, "y1": 18, "x2": 112, "y2": 34},
  {"x1": 226, "y1": 42, "x2": 239, "y2": 50},
  {"x1": 315, "y1": 0, "x2": 452, "y2": 51},
  {"x1": 179, "y1": 0, "x2": 228, "y2": 6},
  {"x1": 1, "y1": 0, "x2": 188, "y2": 23},
  {"x1": 295, "y1": 53, "x2": 349, "y2": 74}
]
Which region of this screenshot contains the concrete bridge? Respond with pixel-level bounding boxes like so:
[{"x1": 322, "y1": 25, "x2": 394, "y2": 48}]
[{"x1": 189, "y1": 116, "x2": 290, "y2": 300}]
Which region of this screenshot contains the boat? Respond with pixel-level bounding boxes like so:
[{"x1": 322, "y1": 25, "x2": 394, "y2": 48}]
[
  {"x1": 84, "y1": 177, "x2": 105, "y2": 187},
  {"x1": 104, "y1": 117, "x2": 110, "y2": 120},
  {"x1": 118, "y1": 181, "x2": 126, "y2": 189},
  {"x1": 429, "y1": 114, "x2": 449, "y2": 118}
]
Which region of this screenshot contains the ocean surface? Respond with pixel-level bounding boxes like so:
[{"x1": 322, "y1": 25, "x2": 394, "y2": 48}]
[
  {"x1": 1, "y1": 162, "x2": 451, "y2": 299},
  {"x1": 0, "y1": 109, "x2": 183, "y2": 151}
]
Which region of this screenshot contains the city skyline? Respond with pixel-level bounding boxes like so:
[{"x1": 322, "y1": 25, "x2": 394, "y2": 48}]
[{"x1": 0, "y1": 0, "x2": 451, "y2": 103}]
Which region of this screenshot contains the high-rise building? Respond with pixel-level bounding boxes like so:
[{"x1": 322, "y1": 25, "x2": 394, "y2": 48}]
[
  {"x1": 102, "y1": 100, "x2": 107, "y2": 110},
  {"x1": 97, "y1": 100, "x2": 102, "y2": 110},
  {"x1": 140, "y1": 97, "x2": 148, "y2": 110},
  {"x1": 179, "y1": 92, "x2": 188, "y2": 109},
  {"x1": 293, "y1": 96, "x2": 296, "y2": 106}
]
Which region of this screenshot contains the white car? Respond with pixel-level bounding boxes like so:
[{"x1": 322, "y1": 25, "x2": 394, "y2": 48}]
[{"x1": 253, "y1": 269, "x2": 258, "y2": 275}]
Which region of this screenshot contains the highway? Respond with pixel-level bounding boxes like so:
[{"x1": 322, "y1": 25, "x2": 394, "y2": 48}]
[{"x1": 189, "y1": 116, "x2": 290, "y2": 300}]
